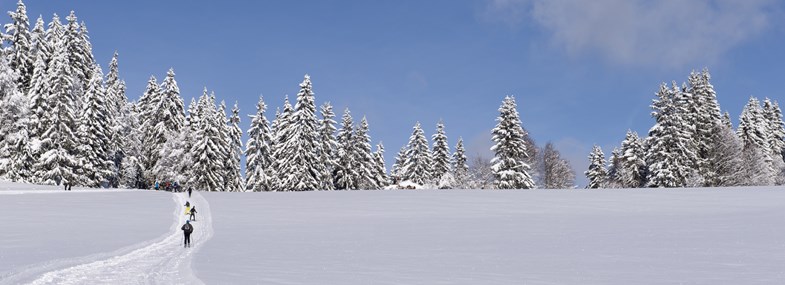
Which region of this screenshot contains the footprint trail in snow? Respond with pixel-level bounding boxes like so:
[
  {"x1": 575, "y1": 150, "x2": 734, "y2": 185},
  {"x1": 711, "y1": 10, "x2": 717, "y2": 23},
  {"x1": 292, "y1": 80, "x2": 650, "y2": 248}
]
[{"x1": 28, "y1": 192, "x2": 213, "y2": 285}]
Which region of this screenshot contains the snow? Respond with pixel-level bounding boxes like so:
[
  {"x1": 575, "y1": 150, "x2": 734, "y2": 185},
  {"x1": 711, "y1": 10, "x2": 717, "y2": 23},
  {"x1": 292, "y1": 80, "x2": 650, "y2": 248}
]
[{"x1": 2, "y1": 183, "x2": 785, "y2": 284}]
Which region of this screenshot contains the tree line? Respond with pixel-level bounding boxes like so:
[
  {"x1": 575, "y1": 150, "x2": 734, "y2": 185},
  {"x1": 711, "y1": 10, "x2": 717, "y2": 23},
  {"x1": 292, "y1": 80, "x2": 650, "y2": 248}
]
[{"x1": 586, "y1": 69, "x2": 785, "y2": 188}]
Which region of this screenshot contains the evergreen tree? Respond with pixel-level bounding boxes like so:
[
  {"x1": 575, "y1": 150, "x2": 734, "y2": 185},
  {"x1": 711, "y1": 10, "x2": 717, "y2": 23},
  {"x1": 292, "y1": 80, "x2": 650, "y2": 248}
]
[
  {"x1": 390, "y1": 146, "x2": 406, "y2": 185},
  {"x1": 75, "y1": 65, "x2": 113, "y2": 187},
  {"x1": 762, "y1": 98, "x2": 785, "y2": 184},
  {"x1": 354, "y1": 116, "x2": 377, "y2": 189},
  {"x1": 138, "y1": 76, "x2": 161, "y2": 186},
  {"x1": 214, "y1": 100, "x2": 231, "y2": 191},
  {"x1": 33, "y1": 33, "x2": 77, "y2": 186},
  {"x1": 618, "y1": 130, "x2": 647, "y2": 188},
  {"x1": 452, "y1": 138, "x2": 469, "y2": 189},
  {"x1": 4, "y1": 0, "x2": 33, "y2": 92},
  {"x1": 334, "y1": 108, "x2": 358, "y2": 190},
  {"x1": 119, "y1": 103, "x2": 144, "y2": 189},
  {"x1": 372, "y1": 142, "x2": 388, "y2": 188},
  {"x1": 687, "y1": 69, "x2": 723, "y2": 186},
  {"x1": 738, "y1": 97, "x2": 774, "y2": 185},
  {"x1": 0, "y1": 56, "x2": 32, "y2": 181},
  {"x1": 276, "y1": 75, "x2": 322, "y2": 191},
  {"x1": 645, "y1": 83, "x2": 697, "y2": 187},
  {"x1": 401, "y1": 122, "x2": 432, "y2": 185},
  {"x1": 318, "y1": 102, "x2": 338, "y2": 190},
  {"x1": 270, "y1": 96, "x2": 293, "y2": 191},
  {"x1": 431, "y1": 120, "x2": 451, "y2": 183},
  {"x1": 189, "y1": 93, "x2": 225, "y2": 191},
  {"x1": 244, "y1": 96, "x2": 274, "y2": 191},
  {"x1": 225, "y1": 102, "x2": 244, "y2": 192},
  {"x1": 105, "y1": 52, "x2": 125, "y2": 186},
  {"x1": 585, "y1": 145, "x2": 607, "y2": 189},
  {"x1": 491, "y1": 96, "x2": 535, "y2": 189},
  {"x1": 605, "y1": 148, "x2": 623, "y2": 188}
]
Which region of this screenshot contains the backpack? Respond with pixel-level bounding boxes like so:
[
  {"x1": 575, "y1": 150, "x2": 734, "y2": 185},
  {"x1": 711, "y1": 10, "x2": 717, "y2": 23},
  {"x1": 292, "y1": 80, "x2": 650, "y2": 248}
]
[{"x1": 183, "y1": 224, "x2": 193, "y2": 234}]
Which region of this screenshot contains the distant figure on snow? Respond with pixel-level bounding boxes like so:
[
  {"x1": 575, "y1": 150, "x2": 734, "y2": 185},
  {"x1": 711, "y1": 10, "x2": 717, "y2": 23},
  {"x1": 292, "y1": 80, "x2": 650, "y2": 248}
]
[
  {"x1": 184, "y1": 201, "x2": 190, "y2": 208},
  {"x1": 154, "y1": 181, "x2": 159, "y2": 190},
  {"x1": 188, "y1": 187, "x2": 192, "y2": 198},
  {"x1": 190, "y1": 206, "x2": 197, "y2": 221},
  {"x1": 181, "y1": 220, "x2": 193, "y2": 248}
]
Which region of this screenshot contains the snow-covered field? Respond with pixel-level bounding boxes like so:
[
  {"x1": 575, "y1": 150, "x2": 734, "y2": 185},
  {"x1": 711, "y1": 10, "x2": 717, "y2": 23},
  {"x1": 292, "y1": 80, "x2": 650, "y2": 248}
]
[{"x1": 2, "y1": 184, "x2": 785, "y2": 284}]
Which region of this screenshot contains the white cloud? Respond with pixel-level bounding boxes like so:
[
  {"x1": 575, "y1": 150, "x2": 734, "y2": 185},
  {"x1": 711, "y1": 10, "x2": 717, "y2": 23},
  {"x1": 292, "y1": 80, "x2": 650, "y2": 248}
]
[{"x1": 485, "y1": 0, "x2": 776, "y2": 67}]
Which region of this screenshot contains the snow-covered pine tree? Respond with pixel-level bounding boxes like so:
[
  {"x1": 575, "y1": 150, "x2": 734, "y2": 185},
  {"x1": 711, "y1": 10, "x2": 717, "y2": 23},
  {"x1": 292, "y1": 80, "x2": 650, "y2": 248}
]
[
  {"x1": 189, "y1": 93, "x2": 225, "y2": 191},
  {"x1": 372, "y1": 142, "x2": 388, "y2": 188},
  {"x1": 119, "y1": 102, "x2": 144, "y2": 188},
  {"x1": 762, "y1": 98, "x2": 785, "y2": 184},
  {"x1": 144, "y1": 69, "x2": 185, "y2": 184},
  {"x1": 75, "y1": 65, "x2": 113, "y2": 187},
  {"x1": 64, "y1": 11, "x2": 94, "y2": 94},
  {"x1": 491, "y1": 96, "x2": 535, "y2": 189},
  {"x1": 354, "y1": 116, "x2": 377, "y2": 189},
  {"x1": 0, "y1": 56, "x2": 32, "y2": 181},
  {"x1": 104, "y1": 52, "x2": 126, "y2": 186},
  {"x1": 29, "y1": 15, "x2": 48, "y2": 62},
  {"x1": 4, "y1": 0, "x2": 33, "y2": 92},
  {"x1": 334, "y1": 108, "x2": 358, "y2": 190},
  {"x1": 274, "y1": 75, "x2": 323, "y2": 191},
  {"x1": 452, "y1": 138, "x2": 469, "y2": 189},
  {"x1": 318, "y1": 102, "x2": 338, "y2": 190},
  {"x1": 401, "y1": 121, "x2": 432, "y2": 186},
  {"x1": 722, "y1": 112, "x2": 733, "y2": 130},
  {"x1": 390, "y1": 146, "x2": 406, "y2": 185},
  {"x1": 645, "y1": 83, "x2": 697, "y2": 187},
  {"x1": 738, "y1": 97, "x2": 774, "y2": 185},
  {"x1": 26, "y1": 40, "x2": 48, "y2": 159},
  {"x1": 585, "y1": 145, "x2": 607, "y2": 189},
  {"x1": 224, "y1": 102, "x2": 244, "y2": 192},
  {"x1": 687, "y1": 69, "x2": 723, "y2": 186},
  {"x1": 605, "y1": 148, "x2": 623, "y2": 188},
  {"x1": 431, "y1": 120, "x2": 451, "y2": 184},
  {"x1": 618, "y1": 130, "x2": 647, "y2": 188},
  {"x1": 33, "y1": 32, "x2": 78, "y2": 186},
  {"x1": 244, "y1": 96, "x2": 274, "y2": 191},
  {"x1": 152, "y1": 128, "x2": 190, "y2": 187},
  {"x1": 269, "y1": 97, "x2": 293, "y2": 191},
  {"x1": 542, "y1": 142, "x2": 575, "y2": 189},
  {"x1": 137, "y1": 76, "x2": 161, "y2": 187}
]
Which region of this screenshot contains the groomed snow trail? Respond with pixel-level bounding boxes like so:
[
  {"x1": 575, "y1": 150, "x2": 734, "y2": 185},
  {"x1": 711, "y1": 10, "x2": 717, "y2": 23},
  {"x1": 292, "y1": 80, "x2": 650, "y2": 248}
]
[{"x1": 28, "y1": 192, "x2": 213, "y2": 285}]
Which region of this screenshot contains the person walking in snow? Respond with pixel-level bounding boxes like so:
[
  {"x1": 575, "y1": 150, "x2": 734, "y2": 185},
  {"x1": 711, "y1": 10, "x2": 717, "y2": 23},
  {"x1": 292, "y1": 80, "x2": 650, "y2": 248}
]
[
  {"x1": 190, "y1": 206, "x2": 197, "y2": 221},
  {"x1": 184, "y1": 201, "x2": 190, "y2": 208},
  {"x1": 188, "y1": 187, "x2": 192, "y2": 198},
  {"x1": 181, "y1": 220, "x2": 193, "y2": 248}
]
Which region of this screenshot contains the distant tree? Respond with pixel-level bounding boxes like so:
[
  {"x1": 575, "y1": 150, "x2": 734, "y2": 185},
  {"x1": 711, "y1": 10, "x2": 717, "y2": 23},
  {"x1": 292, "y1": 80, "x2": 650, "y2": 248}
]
[
  {"x1": 738, "y1": 97, "x2": 774, "y2": 185},
  {"x1": 401, "y1": 121, "x2": 432, "y2": 185},
  {"x1": 617, "y1": 130, "x2": 647, "y2": 188},
  {"x1": 706, "y1": 124, "x2": 744, "y2": 186},
  {"x1": 372, "y1": 142, "x2": 389, "y2": 188},
  {"x1": 334, "y1": 108, "x2": 358, "y2": 190},
  {"x1": 245, "y1": 96, "x2": 274, "y2": 191},
  {"x1": 585, "y1": 145, "x2": 607, "y2": 189},
  {"x1": 318, "y1": 102, "x2": 338, "y2": 190},
  {"x1": 762, "y1": 98, "x2": 785, "y2": 184},
  {"x1": 542, "y1": 142, "x2": 575, "y2": 189},
  {"x1": 354, "y1": 117, "x2": 378, "y2": 189},
  {"x1": 75, "y1": 65, "x2": 113, "y2": 187},
  {"x1": 431, "y1": 121, "x2": 451, "y2": 184},
  {"x1": 452, "y1": 138, "x2": 469, "y2": 189},
  {"x1": 491, "y1": 96, "x2": 535, "y2": 189},
  {"x1": 645, "y1": 83, "x2": 697, "y2": 187}
]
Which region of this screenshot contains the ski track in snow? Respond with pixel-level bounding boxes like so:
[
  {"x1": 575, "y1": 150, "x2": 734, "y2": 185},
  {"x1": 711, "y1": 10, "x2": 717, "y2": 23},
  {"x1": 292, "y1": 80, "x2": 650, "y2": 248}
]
[{"x1": 27, "y1": 192, "x2": 213, "y2": 285}]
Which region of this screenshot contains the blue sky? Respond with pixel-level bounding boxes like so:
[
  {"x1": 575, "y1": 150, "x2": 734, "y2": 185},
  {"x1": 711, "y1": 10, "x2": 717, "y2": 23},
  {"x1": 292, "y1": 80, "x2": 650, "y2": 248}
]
[{"x1": 15, "y1": 0, "x2": 785, "y2": 186}]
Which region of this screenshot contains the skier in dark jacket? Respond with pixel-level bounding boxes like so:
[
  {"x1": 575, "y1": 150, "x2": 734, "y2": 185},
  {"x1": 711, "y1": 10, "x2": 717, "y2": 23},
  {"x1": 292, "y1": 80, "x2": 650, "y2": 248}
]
[
  {"x1": 187, "y1": 187, "x2": 192, "y2": 197},
  {"x1": 190, "y1": 206, "x2": 197, "y2": 221},
  {"x1": 181, "y1": 220, "x2": 193, "y2": 247}
]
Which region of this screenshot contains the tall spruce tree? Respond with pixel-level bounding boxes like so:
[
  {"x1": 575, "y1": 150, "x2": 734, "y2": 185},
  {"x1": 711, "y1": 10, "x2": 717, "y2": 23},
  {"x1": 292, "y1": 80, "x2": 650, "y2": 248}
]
[
  {"x1": 4, "y1": 0, "x2": 33, "y2": 92},
  {"x1": 618, "y1": 130, "x2": 647, "y2": 188},
  {"x1": 276, "y1": 75, "x2": 322, "y2": 191},
  {"x1": 401, "y1": 121, "x2": 432, "y2": 185},
  {"x1": 645, "y1": 83, "x2": 697, "y2": 187},
  {"x1": 76, "y1": 65, "x2": 113, "y2": 187},
  {"x1": 452, "y1": 138, "x2": 469, "y2": 189},
  {"x1": 585, "y1": 145, "x2": 607, "y2": 189},
  {"x1": 762, "y1": 99, "x2": 785, "y2": 184},
  {"x1": 0, "y1": 56, "x2": 32, "y2": 181},
  {"x1": 334, "y1": 108, "x2": 358, "y2": 190},
  {"x1": 372, "y1": 142, "x2": 388, "y2": 188},
  {"x1": 431, "y1": 120, "x2": 451, "y2": 182},
  {"x1": 491, "y1": 96, "x2": 535, "y2": 189},
  {"x1": 354, "y1": 116, "x2": 377, "y2": 189},
  {"x1": 738, "y1": 97, "x2": 774, "y2": 185},
  {"x1": 318, "y1": 102, "x2": 338, "y2": 190},
  {"x1": 34, "y1": 32, "x2": 78, "y2": 186},
  {"x1": 244, "y1": 96, "x2": 274, "y2": 191},
  {"x1": 225, "y1": 102, "x2": 244, "y2": 192}
]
